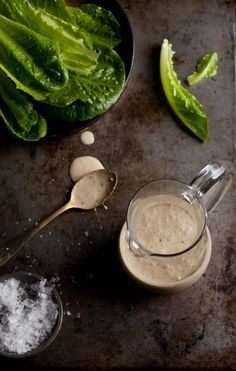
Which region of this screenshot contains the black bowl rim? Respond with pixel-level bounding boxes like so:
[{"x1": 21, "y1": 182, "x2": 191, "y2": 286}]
[{"x1": 0, "y1": 271, "x2": 63, "y2": 358}]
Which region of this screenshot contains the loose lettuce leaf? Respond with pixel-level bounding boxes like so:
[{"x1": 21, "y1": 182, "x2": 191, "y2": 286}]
[
  {"x1": 0, "y1": 72, "x2": 47, "y2": 141},
  {"x1": 44, "y1": 48, "x2": 125, "y2": 121},
  {"x1": 187, "y1": 52, "x2": 218, "y2": 86},
  {"x1": 68, "y1": 5, "x2": 121, "y2": 48},
  {"x1": 160, "y1": 39, "x2": 208, "y2": 141},
  {"x1": 0, "y1": 15, "x2": 68, "y2": 100}
]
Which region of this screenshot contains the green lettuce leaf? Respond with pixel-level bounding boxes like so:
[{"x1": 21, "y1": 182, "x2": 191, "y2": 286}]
[
  {"x1": 160, "y1": 39, "x2": 208, "y2": 141},
  {"x1": 44, "y1": 48, "x2": 125, "y2": 121},
  {"x1": 68, "y1": 4, "x2": 121, "y2": 48},
  {"x1": 0, "y1": 1, "x2": 99, "y2": 77},
  {"x1": 0, "y1": 0, "x2": 74, "y2": 26},
  {"x1": 187, "y1": 52, "x2": 218, "y2": 86},
  {"x1": 28, "y1": 0, "x2": 74, "y2": 23},
  {"x1": 0, "y1": 71, "x2": 47, "y2": 141},
  {"x1": 30, "y1": 9, "x2": 99, "y2": 76},
  {"x1": 80, "y1": 4, "x2": 120, "y2": 35},
  {"x1": 0, "y1": 15, "x2": 68, "y2": 101},
  {"x1": 0, "y1": 1, "x2": 125, "y2": 140}
]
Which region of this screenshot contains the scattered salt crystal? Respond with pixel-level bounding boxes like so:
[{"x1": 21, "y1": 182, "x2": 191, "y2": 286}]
[
  {"x1": 28, "y1": 218, "x2": 32, "y2": 222},
  {"x1": 48, "y1": 231, "x2": 52, "y2": 236},
  {"x1": 76, "y1": 313, "x2": 81, "y2": 319},
  {"x1": 39, "y1": 234, "x2": 43, "y2": 239},
  {"x1": 66, "y1": 311, "x2": 71, "y2": 316},
  {"x1": 103, "y1": 204, "x2": 108, "y2": 210},
  {"x1": 85, "y1": 231, "x2": 89, "y2": 237},
  {"x1": 0, "y1": 278, "x2": 58, "y2": 355},
  {"x1": 35, "y1": 221, "x2": 38, "y2": 226},
  {"x1": 50, "y1": 274, "x2": 60, "y2": 284}
]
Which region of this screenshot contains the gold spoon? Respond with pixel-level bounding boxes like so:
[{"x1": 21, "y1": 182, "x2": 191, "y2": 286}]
[{"x1": 0, "y1": 169, "x2": 117, "y2": 268}]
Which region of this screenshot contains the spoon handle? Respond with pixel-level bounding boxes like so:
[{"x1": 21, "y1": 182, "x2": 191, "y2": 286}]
[{"x1": 0, "y1": 201, "x2": 73, "y2": 268}]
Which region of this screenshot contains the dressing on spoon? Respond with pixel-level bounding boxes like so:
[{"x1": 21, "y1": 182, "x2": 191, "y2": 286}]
[
  {"x1": 0, "y1": 169, "x2": 117, "y2": 268},
  {"x1": 71, "y1": 170, "x2": 116, "y2": 209}
]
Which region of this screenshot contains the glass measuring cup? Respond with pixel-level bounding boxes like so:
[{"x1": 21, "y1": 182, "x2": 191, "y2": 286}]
[
  {"x1": 126, "y1": 160, "x2": 235, "y2": 258},
  {"x1": 119, "y1": 160, "x2": 235, "y2": 293}
]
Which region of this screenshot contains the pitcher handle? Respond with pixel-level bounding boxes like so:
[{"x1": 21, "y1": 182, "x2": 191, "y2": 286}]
[{"x1": 190, "y1": 160, "x2": 235, "y2": 213}]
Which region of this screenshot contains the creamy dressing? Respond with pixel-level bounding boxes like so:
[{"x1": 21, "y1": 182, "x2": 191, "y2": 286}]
[
  {"x1": 119, "y1": 224, "x2": 211, "y2": 291},
  {"x1": 80, "y1": 131, "x2": 95, "y2": 145},
  {"x1": 119, "y1": 194, "x2": 211, "y2": 292},
  {"x1": 69, "y1": 156, "x2": 104, "y2": 182},
  {"x1": 71, "y1": 170, "x2": 116, "y2": 210},
  {"x1": 132, "y1": 195, "x2": 202, "y2": 254}
]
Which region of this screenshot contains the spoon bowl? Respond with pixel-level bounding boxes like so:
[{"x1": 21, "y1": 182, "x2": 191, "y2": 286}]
[{"x1": 70, "y1": 169, "x2": 117, "y2": 210}]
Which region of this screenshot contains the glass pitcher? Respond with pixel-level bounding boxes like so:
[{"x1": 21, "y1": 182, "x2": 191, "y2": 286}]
[{"x1": 119, "y1": 160, "x2": 235, "y2": 293}]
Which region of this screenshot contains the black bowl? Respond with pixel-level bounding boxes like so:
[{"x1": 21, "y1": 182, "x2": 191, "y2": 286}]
[
  {"x1": 47, "y1": 0, "x2": 134, "y2": 137},
  {"x1": 0, "y1": 272, "x2": 63, "y2": 358}
]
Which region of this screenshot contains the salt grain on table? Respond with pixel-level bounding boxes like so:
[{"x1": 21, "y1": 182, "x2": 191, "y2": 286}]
[{"x1": 0, "y1": 278, "x2": 58, "y2": 355}]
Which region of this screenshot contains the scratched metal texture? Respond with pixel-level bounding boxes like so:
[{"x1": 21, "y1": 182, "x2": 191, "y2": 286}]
[{"x1": 0, "y1": 0, "x2": 235, "y2": 369}]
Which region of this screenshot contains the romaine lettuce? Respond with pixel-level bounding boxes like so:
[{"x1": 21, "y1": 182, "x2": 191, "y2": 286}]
[
  {"x1": 44, "y1": 48, "x2": 125, "y2": 121},
  {"x1": 0, "y1": 15, "x2": 68, "y2": 99},
  {"x1": 160, "y1": 39, "x2": 208, "y2": 141},
  {"x1": 187, "y1": 52, "x2": 218, "y2": 86},
  {"x1": 0, "y1": 1, "x2": 126, "y2": 140},
  {"x1": 68, "y1": 4, "x2": 121, "y2": 48},
  {"x1": 0, "y1": 71, "x2": 47, "y2": 141}
]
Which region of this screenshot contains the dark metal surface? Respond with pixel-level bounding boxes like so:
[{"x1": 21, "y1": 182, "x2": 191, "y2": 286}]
[{"x1": 0, "y1": 0, "x2": 235, "y2": 369}]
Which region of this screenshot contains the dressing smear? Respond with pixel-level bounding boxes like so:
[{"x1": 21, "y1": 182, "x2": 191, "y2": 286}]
[
  {"x1": 69, "y1": 156, "x2": 104, "y2": 182},
  {"x1": 0, "y1": 278, "x2": 58, "y2": 355}
]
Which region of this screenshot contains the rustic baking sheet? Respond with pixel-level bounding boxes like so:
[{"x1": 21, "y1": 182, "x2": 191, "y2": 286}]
[{"x1": 0, "y1": 0, "x2": 235, "y2": 369}]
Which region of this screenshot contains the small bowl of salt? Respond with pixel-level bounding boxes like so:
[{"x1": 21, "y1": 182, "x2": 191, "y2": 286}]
[{"x1": 0, "y1": 271, "x2": 63, "y2": 358}]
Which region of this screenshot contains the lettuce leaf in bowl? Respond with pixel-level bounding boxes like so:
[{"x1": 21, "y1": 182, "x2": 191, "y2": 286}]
[
  {"x1": 68, "y1": 4, "x2": 122, "y2": 49},
  {"x1": 42, "y1": 48, "x2": 125, "y2": 122},
  {"x1": 0, "y1": 71, "x2": 47, "y2": 141},
  {"x1": 0, "y1": 0, "x2": 127, "y2": 140},
  {"x1": 0, "y1": 15, "x2": 68, "y2": 99}
]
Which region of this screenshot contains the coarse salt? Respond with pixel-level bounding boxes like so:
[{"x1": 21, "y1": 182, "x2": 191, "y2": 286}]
[{"x1": 0, "y1": 278, "x2": 58, "y2": 355}]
